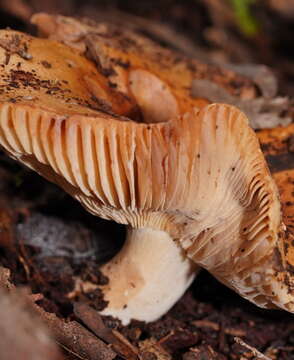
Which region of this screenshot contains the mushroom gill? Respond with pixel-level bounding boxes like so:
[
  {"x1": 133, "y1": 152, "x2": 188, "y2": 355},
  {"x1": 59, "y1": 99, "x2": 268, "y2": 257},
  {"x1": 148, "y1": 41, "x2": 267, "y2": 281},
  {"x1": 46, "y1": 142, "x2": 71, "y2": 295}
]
[
  {"x1": 0, "y1": 29, "x2": 201, "y2": 324},
  {"x1": 0, "y1": 19, "x2": 293, "y2": 325}
]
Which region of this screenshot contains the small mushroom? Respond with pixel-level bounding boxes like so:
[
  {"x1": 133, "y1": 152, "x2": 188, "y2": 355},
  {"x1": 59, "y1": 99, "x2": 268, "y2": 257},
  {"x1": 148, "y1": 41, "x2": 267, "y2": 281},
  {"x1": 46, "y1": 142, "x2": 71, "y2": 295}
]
[{"x1": 0, "y1": 23, "x2": 293, "y2": 326}]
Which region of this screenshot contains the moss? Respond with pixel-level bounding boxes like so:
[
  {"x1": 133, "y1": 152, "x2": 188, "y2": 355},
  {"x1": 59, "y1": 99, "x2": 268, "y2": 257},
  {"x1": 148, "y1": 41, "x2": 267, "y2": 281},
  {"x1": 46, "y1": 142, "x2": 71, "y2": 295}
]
[{"x1": 230, "y1": 0, "x2": 259, "y2": 36}]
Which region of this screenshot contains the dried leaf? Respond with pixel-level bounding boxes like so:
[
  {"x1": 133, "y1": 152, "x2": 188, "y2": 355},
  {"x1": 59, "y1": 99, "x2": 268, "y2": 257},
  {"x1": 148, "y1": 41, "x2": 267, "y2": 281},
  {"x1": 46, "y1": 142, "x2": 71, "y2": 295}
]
[{"x1": 192, "y1": 79, "x2": 291, "y2": 129}]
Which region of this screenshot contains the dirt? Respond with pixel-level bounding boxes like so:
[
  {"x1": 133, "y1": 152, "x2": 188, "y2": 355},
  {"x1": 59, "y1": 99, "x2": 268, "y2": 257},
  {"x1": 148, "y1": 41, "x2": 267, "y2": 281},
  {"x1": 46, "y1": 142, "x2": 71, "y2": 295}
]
[{"x1": 0, "y1": 1, "x2": 294, "y2": 360}]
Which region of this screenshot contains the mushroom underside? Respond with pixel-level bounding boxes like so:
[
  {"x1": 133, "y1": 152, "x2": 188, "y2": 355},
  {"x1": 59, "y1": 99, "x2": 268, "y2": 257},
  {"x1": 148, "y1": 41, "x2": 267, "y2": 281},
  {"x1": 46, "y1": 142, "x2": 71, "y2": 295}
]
[{"x1": 0, "y1": 21, "x2": 293, "y2": 325}]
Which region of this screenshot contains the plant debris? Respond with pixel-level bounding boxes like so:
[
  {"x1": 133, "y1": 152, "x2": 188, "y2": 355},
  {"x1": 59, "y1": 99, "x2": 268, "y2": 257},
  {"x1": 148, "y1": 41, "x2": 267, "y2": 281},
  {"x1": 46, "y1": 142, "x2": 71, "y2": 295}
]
[
  {"x1": 0, "y1": 267, "x2": 116, "y2": 360},
  {"x1": 0, "y1": 33, "x2": 32, "y2": 64},
  {"x1": 74, "y1": 302, "x2": 139, "y2": 360},
  {"x1": 234, "y1": 337, "x2": 272, "y2": 360},
  {"x1": 192, "y1": 79, "x2": 291, "y2": 129}
]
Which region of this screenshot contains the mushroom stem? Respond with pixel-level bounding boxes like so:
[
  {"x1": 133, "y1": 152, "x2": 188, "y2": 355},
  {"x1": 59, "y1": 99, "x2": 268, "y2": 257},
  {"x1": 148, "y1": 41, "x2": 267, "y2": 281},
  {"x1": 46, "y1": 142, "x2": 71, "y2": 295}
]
[{"x1": 99, "y1": 227, "x2": 198, "y2": 325}]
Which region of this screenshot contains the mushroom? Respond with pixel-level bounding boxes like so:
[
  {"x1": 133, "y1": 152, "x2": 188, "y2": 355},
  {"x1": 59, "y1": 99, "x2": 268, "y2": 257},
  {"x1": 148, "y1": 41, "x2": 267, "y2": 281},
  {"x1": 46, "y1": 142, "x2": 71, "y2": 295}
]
[
  {"x1": 0, "y1": 21, "x2": 293, "y2": 325},
  {"x1": 0, "y1": 28, "x2": 202, "y2": 324}
]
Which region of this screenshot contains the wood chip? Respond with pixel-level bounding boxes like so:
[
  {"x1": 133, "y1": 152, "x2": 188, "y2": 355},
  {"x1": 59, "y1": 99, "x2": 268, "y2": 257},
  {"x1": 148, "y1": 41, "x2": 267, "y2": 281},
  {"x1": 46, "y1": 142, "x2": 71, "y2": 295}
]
[
  {"x1": 139, "y1": 339, "x2": 172, "y2": 360},
  {"x1": 158, "y1": 329, "x2": 199, "y2": 352},
  {"x1": 192, "y1": 320, "x2": 246, "y2": 337}
]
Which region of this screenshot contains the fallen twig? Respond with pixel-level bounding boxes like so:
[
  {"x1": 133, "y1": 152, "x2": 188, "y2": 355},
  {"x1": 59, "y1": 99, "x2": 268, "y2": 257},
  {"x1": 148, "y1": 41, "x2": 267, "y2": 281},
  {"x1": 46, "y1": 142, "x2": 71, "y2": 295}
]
[
  {"x1": 234, "y1": 336, "x2": 272, "y2": 360},
  {"x1": 192, "y1": 320, "x2": 246, "y2": 337},
  {"x1": 35, "y1": 306, "x2": 116, "y2": 360},
  {"x1": 74, "y1": 302, "x2": 138, "y2": 360}
]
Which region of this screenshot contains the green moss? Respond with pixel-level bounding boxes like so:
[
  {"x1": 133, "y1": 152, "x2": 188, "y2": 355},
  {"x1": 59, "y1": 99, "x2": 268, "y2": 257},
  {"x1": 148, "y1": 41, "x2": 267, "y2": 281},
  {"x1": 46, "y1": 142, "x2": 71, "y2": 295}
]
[{"x1": 229, "y1": 0, "x2": 259, "y2": 36}]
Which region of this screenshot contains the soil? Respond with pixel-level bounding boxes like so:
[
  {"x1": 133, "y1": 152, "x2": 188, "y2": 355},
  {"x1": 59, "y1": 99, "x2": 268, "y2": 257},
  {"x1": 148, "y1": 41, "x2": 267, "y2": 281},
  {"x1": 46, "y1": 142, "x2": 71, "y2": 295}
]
[{"x1": 0, "y1": 1, "x2": 294, "y2": 360}]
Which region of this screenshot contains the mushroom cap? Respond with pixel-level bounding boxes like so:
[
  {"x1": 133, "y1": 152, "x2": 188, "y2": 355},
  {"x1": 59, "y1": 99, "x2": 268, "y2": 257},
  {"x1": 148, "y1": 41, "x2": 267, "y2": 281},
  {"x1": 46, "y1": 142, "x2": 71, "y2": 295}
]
[
  {"x1": 0, "y1": 26, "x2": 291, "y2": 313},
  {"x1": 257, "y1": 125, "x2": 294, "y2": 308},
  {"x1": 0, "y1": 30, "x2": 140, "y2": 118},
  {"x1": 0, "y1": 29, "x2": 262, "y2": 229},
  {"x1": 31, "y1": 13, "x2": 257, "y2": 104}
]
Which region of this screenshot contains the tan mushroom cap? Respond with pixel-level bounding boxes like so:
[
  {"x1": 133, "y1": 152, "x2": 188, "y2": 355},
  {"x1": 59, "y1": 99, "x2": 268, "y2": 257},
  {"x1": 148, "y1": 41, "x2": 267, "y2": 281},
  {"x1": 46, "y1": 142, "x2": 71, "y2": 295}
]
[
  {"x1": 0, "y1": 29, "x2": 206, "y2": 323},
  {"x1": 0, "y1": 30, "x2": 270, "y2": 234},
  {"x1": 0, "y1": 25, "x2": 293, "y2": 321},
  {"x1": 257, "y1": 125, "x2": 294, "y2": 308},
  {"x1": 30, "y1": 13, "x2": 209, "y2": 124},
  {"x1": 0, "y1": 30, "x2": 142, "y2": 118},
  {"x1": 0, "y1": 29, "x2": 208, "y2": 217},
  {"x1": 31, "y1": 13, "x2": 257, "y2": 111}
]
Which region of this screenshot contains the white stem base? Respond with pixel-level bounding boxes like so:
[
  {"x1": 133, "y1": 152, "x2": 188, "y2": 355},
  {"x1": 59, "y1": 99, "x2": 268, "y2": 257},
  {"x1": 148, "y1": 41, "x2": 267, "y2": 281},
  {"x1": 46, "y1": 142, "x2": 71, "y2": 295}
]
[{"x1": 99, "y1": 227, "x2": 198, "y2": 325}]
